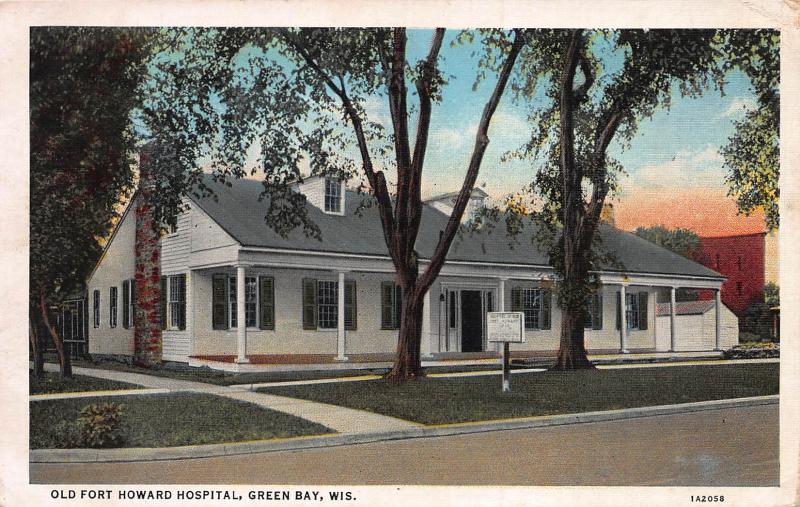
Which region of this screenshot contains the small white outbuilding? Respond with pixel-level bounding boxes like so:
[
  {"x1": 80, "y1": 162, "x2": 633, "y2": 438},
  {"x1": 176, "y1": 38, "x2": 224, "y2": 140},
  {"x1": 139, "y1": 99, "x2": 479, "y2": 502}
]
[{"x1": 655, "y1": 301, "x2": 739, "y2": 352}]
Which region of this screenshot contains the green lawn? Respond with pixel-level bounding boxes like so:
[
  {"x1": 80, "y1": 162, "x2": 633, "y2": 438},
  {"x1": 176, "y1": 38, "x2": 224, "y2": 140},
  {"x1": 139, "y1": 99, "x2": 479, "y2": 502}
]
[
  {"x1": 260, "y1": 363, "x2": 779, "y2": 425},
  {"x1": 30, "y1": 393, "x2": 333, "y2": 449},
  {"x1": 30, "y1": 370, "x2": 140, "y2": 395}
]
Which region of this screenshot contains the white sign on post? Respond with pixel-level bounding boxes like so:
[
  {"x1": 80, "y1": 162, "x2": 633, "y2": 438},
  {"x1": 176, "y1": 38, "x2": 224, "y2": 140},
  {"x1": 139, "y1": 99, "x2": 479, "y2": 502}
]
[
  {"x1": 487, "y1": 312, "x2": 524, "y2": 393},
  {"x1": 487, "y1": 312, "x2": 525, "y2": 343}
]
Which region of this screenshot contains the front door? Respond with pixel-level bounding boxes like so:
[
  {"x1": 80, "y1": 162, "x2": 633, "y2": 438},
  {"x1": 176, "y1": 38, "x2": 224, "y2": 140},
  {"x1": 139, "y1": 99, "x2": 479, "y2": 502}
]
[{"x1": 460, "y1": 290, "x2": 483, "y2": 352}]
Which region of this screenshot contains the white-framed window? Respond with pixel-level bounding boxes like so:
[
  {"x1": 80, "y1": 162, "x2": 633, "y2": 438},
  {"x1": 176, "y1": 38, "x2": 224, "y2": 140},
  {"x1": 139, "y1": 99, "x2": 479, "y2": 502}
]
[
  {"x1": 381, "y1": 282, "x2": 403, "y2": 330},
  {"x1": 109, "y1": 287, "x2": 118, "y2": 328},
  {"x1": 93, "y1": 290, "x2": 100, "y2": 328},
  {"x1": 625, "y1": 293, "x2": 639, "y2": 331},
  {"x1": 228, "y1": 275, "x2": 257, "y2": 328},
  {"x1": 618, "y1": 291, "x2": 648, "y2": 331},
  {"x1": 121, "y1": 279, "x2": 135, "y2": 329},
  {"x1": 324, "y1": 177, "x2": 342, "y2": 214},
  {"x1": 584, "y1": 292, "x2": 603, "y2": 330},
  {"x1": 511, "y1": 286, "x2": 552, "y2": 330},
  {"x1": 522, "y1": 288, "x2": 542, "y2": 330},
  {"x1": 317, "y1": 280, "x2": 338, "y2": 329},
  {"x1": 168, "y1": 275, "x2": 186, "y2": 330}
]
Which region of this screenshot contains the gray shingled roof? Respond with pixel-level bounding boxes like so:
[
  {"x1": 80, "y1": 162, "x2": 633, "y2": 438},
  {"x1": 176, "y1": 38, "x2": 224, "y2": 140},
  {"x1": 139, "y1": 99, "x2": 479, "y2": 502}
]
[
  {"x1": 656, "y1": 301, "x2": 716, "y2": 316},
  {"x1": 188, "y1": 176, "x2": 724, "y2": 280}
]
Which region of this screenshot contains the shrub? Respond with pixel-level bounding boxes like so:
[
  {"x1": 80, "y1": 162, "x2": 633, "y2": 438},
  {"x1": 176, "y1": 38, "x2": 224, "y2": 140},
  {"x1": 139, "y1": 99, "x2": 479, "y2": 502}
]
[
  {"x1": 724, "y1": 342, "x2": 779, "y2": 360},
  {"x1": 76, "y1": 402, "x2": 127, "y2": 448}
]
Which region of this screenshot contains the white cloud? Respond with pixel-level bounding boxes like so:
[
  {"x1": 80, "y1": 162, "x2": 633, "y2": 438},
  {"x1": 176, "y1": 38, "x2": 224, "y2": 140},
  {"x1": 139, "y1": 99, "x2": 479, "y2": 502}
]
[
  {"x1": 720, "y1": 96, "x2": 757, "y2": 118},
  {"x1": 362, "y1": 95, "x2": 390, "y2": 125},
  {"x1": 623, "y1": 145, "x2": 726, "y2": 195}
]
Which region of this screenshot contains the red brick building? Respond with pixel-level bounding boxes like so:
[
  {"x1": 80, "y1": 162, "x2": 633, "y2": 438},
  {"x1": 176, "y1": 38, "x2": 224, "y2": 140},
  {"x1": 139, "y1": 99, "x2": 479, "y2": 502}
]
[{"x1": 695, "y1": 232, "x2": 766, "y2": 319}]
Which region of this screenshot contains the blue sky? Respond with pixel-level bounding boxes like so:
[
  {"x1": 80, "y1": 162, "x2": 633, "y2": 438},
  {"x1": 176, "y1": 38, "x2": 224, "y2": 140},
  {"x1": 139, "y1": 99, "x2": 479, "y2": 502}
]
[
  {"x1": 398, "y1": 29, "x2": 764, "y2": 234},
  {"x1": 154, "y1": 28, "x2": 766, "y2": 235}
]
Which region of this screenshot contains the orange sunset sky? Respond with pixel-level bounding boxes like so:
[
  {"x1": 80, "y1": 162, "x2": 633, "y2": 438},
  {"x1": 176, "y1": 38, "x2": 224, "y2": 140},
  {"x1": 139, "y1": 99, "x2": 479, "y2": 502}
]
[{"x1": 613, "y1": 188, "x2": 767, "y2": 237}]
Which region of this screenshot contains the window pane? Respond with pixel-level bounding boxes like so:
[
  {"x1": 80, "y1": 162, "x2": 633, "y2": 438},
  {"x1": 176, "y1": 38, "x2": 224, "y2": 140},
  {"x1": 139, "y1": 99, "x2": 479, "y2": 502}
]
[
  {"x1": 625, "y1": 293, "x2": 638, "y2": 330},
  {"x1": 522, "y1": 289, "x2": 541, "y2": 329},
  {"x1": 93, "y1": 290, "x2": 100, "y2": 327},
  {"x1": 245, "y1": 276, "x2": 257, "y2": 328},
  {"x1": 109, "y1": 287, "x2": 117, "y2": 328},
  {"x1": 318, "y1": 280, "x2": 338, "y2": 329},
  {"x1": 229, "y1": 277, "x2": 237, "y2": 328},
  {"x1": 324, "y1": 178, "x2": 341, "y2": 213},
  {"x1": 169, "y1": 276, "x2": 179, "y2": 328}
]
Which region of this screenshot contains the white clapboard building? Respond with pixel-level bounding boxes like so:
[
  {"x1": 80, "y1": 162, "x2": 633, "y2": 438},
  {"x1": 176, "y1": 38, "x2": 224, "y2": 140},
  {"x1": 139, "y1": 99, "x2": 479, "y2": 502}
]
[{"x1": 87, "y1": 175, "x2": 737, "y2": 370}]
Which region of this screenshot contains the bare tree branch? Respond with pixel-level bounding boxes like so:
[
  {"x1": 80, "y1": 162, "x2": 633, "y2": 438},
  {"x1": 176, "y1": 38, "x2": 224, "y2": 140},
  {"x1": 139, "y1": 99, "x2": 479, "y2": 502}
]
[
  {"x1": 406, "y1": 28, "x2": 446, "y2": 261},
  {"x1": 387, "y1": 28, "x2": 413, "y2": 270},
  {"x1": 417, "y1": 29, "x2": 524, "y2": 293}
]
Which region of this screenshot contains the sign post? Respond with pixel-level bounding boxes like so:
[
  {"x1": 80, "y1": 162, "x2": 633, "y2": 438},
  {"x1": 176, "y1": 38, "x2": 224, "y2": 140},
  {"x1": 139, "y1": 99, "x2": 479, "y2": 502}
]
[{"x1": 487, "y1": 312, "x2": 525, "y2": 392}]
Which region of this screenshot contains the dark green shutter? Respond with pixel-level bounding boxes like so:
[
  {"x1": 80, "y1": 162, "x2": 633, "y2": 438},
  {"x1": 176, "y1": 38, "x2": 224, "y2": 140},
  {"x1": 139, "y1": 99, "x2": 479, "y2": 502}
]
[
  {"x1": 259, "y1": 276, "x2": 274, "y2": 330},
  {"x1": 122, "y1": 280, "x2": 130, "y2": 329},
  {"x1": 616, "y1": 292, "x2": 621, "y2": 330},
  {"x1": 129, "y1": 280, "x2": 135, "y2": 327},
  {"x1": 381, "y1": 282, "x2": 394, "y2": 329},
  {"x1": 160, "y1": 277, "x2": 168, "y2": 330},
  {"x1": 592, "y1": 293, "x2": 603, "y2": 330},
  {"x1": 511, "y1": 287, "x2": 522, "y2": 312},
  {"x1": 302, "y1": 278, "x2": 318, "y2": 330},
  {"x1": 394, "y1": 286, "x2": 403, "y2": 330},
  {"x1": 177, "y1": 274, "x2": 186, "y2": 331},
  {"x1": 541, "y1": 289, "x2": 552, "y2": 330},
  {"x1": 638, "y1": 292, "x2": 648, "y2": 330},
  {"x1": 345, "y1": 280, "x2": 357, "y2": 330},
  {"x1": 212, "y1": 274, "x2": 228, "y2": 330}
]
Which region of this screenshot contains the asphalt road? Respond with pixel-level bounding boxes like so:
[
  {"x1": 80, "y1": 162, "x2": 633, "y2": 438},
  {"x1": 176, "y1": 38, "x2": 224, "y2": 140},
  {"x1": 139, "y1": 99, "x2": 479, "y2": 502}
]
[{"x1": 30, "y1": 404, "x2": 778, "y2": 487}]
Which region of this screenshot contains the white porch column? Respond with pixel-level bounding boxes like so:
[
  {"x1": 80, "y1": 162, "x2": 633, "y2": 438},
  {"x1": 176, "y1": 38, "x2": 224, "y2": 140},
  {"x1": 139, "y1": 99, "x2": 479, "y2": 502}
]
[
  {"x1": 496, "y1": 278, "x2": 507, "y2": 353},
  {"x1": 498, "y1": 278, "x2": 507, "y2": 311},
  {"x1": 186, "y1": 271, "x2": 194, "y2": 357},
  {"x1": 336, "y1": 271, "x2": 348, "y2": 361},
  {"x1": 669, "y1": 286, "x2": 677, "y2": 352},
  {"x1": 619, "y1": 284, "x2": 629, "y2": 353},
  {"x1": 235, "y1": 264, "x2": 248, "y2": 364},
  {"x1": 421, "y1": 290, "x2": 433, "y2": 358},
  {"x1": 715, "y1": 289, "x2": 722, "y2": 351}
]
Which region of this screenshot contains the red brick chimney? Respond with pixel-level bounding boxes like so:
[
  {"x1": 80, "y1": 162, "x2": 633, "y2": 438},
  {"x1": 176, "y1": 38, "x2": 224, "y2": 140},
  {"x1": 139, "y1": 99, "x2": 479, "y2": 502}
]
[{"x1": 133, "y1": 143, "x2": 163, "y2": 366}]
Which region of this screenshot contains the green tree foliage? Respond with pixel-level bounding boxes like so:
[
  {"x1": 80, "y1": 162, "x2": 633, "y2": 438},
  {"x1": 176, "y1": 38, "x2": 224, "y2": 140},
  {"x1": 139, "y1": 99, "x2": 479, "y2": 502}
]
[
  {"x1": 633, "y1": 225, "x2": 701, "y2": 259},
  {"x1": 763, "y1": 282, "x2": 779, "y2": 307},
  {"x1": 30, "y1": 27, "x2": 152, "y2": 376},
  {"x1": 502, "y1": 29, "x2": 773, "y2": 369},
  {"x1": 140, "y1": 28, "x2": 523, "y2": 380},
  {"x1": 634, "y1": 225, "x2": 702, "y2": 302},
  {"x1": 721, "y1": 30, "x2": 779, "y2": 231}
]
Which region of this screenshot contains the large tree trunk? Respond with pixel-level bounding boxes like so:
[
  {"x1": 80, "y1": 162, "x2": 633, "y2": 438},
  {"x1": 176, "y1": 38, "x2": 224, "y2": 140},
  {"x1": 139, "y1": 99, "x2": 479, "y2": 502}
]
[
  {"x1": 38, "y1": 286, "x2": 72, "y2": 378},
  {"x1": 551, "y1": 30, "x2": 597, "y2": 371},
  {"x1": 552, "y1": 245, "x2": 596, "y2": 370},
  {"x1": 133, "y1": 147, "x2": 163, "y2": 367},
  {"x1": 552, "y1": 305, "x2": 594, "y2": 370},
  {"x1": 29, "y1": 314, "x2": 44, "y2": 378},
  {"x1": 385, "y1": 287, "x2": 425, "y2": 381}
]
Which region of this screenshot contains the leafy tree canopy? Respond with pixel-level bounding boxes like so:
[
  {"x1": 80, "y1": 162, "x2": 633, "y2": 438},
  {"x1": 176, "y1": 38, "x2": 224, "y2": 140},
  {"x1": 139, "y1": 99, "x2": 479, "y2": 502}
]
[
  {"x1": 633, "y1": 225, "x2": 701, "y2": 259},
  {"x1": 30, "y1": 27, "x2": 153, "y2": 301}
]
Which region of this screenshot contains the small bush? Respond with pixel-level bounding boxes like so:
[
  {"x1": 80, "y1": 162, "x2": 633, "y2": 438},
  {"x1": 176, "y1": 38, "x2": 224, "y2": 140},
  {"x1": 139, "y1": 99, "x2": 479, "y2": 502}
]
[
  {"x1": 49, "y1": 420, "x2": 80, "y2": 449},
  {"x1": 76, "y1": 402, "x2": 127, "y2": 448},
  {"x1": 724, "y1": 342, "x2": 780, "y2": 360}
]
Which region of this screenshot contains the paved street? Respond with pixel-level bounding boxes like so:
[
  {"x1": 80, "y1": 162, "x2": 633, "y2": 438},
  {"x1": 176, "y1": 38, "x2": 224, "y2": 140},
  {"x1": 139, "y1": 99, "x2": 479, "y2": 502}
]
[{"x1": 30, "y1": 404, "x2": 778, "y2": 486}]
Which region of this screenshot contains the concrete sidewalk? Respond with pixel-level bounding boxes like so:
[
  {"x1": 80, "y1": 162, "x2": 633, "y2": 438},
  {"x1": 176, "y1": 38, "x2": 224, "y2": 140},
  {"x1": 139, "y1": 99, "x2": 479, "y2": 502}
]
[{"x1": 37, "y1": 363, "x2": 419, "y2": 435}]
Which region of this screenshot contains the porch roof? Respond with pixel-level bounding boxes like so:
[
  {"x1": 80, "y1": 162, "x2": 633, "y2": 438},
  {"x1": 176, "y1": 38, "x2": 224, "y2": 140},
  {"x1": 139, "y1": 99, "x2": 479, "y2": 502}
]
[{"x1": 188, "y1": 175, "x2": 724, "y2": 280}]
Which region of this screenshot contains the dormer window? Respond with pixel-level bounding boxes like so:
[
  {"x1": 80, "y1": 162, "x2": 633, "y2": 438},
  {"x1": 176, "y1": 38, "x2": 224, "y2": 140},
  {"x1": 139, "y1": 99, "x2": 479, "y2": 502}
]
[{"x1": 324, "y1": 177, "x2": 343, "y2": 214}]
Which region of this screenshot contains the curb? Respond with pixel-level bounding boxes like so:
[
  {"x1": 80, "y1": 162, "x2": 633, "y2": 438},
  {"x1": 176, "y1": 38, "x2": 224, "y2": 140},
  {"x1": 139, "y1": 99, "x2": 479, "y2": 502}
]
[{"x1": 30, "y1": 395, "x2": 778, "y2": 464}]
